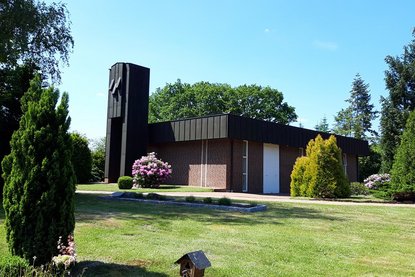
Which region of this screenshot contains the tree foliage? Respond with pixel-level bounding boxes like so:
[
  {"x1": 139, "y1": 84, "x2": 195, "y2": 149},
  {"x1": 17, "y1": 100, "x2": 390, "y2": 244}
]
[
  {"x1": 314, "y1": 116, "x2": 330, "y2": 132},
  {"x1": 0, "y1": 0, "x2": 73, "y2": 81},
  {"x1": 380, "y1": 29, "x2": 415, "y2": 173},
  {"x1": 390, "y1": 110, "x2": 415, "y2": 194},
  {"x1": 71, "y1": 132, "x2": 92, "y2": 184},
  {"x1": 90, "y1": 137, "x2": 105, "y2": 182},
  {"x1": 149, "y1": 80, "x2": 297, "y2": 124},
  {"x1": 290, "y1": 135, "x2": 350, "y2": 198},
  {"x1": 333, "y1": 74, "x2": 377, "y2": 140},
  {"x1": 0, "y1": 0, "x2": 73, "y2": 196},
  {"x1": 1, "y1": 75, "x2": 75, "y2": 265}
]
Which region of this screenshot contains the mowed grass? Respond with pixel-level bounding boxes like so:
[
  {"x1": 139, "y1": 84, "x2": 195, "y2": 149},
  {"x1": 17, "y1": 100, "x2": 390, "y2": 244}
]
[
  {"x1": 1, "y1": 194, "x2": 415, "y2": 276},
  {"x1": 76, "y1": 183, "x2": 214, "y2": 193}
]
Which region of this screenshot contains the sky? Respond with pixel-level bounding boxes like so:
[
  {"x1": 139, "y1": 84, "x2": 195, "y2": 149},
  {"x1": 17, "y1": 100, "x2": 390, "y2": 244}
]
[{"x1": 48, "y1": 0, "x2": 415, "y2": 140}]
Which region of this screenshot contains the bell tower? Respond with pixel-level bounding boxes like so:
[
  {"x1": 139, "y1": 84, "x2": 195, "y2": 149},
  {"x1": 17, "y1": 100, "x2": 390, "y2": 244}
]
[{"x1": 104, "y1": 63, "x2": 150, "y2": 182}]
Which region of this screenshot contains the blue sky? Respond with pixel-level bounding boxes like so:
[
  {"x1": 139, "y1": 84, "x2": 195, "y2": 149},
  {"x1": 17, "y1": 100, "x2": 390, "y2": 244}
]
[{"x1": 50, "y1": 0, "x2": 415, "y2": 140}]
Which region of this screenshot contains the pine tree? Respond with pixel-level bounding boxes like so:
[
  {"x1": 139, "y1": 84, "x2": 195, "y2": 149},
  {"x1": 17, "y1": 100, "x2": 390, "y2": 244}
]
[
  {"x1": 314, "y1": 116, "x2": 330, "y2": 132},
  {"x1": 380, "y1": 29, "x2": 415, "y2": 172},
  {"x1": 390, "y1": 110, "x2": 415, "y2": 194},
  {"x1": 1, "y1": 75, "x2": 75, "y2": 265},
  {"x1": 333, "y1": 74, "x2": 377, "y2": 139}
]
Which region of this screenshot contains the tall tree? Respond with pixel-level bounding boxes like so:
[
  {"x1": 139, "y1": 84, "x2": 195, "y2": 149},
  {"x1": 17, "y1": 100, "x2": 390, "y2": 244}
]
[
  {"x1": 314, "y1": 116, "x2": 330, "y2": 132},
  {"x1": 380, "y1": 29, "x2": 415, "y2": 172},
  {"x1": 149, "y1": 80, "x2": 297, "y2": 124},
  {"x1": 390, "y1": 110, "x2": 415, "y2": 196},
  {"x1": 2, "y1": 75, "x2": 75, "y2": 265},
  {"x1": 333, "y1": 74, "x2": 377, "y2": 139},
  {"x1": 0, "y1": 0, "x2": 73, "y2": 196}
]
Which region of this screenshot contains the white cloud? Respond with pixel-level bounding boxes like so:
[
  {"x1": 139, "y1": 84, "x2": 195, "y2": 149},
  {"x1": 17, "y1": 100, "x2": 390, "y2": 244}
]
[{"x1": 312, "y1": 40, "x2": 338, "y2": 51}]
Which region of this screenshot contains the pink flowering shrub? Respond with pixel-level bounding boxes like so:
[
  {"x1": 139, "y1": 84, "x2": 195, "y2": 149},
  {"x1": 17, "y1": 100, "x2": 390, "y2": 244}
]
[
  {"x1": 364, "y1": 174, "x2": 391, "y2": 190},
  {"x1": 132, "y1": 152, "x2": 172, "y2": 188}
]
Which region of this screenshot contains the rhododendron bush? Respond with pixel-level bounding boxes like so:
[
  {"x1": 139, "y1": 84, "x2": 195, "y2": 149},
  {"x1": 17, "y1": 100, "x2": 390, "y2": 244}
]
[{"x1": 132, "y1": 152, "x2": 172, "y2": 188}]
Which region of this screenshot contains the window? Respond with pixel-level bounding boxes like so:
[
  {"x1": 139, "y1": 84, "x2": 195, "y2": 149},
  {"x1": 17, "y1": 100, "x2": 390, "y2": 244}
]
[
  {"x1": 343, "y1": 153, "x2": 348, "y2": 175},
  {"x1": 242, "y1": 141, "x2": 248, "y2": 192},
  {"x1": 299, "y1": 147, "x2": 304, "y2": 157}
]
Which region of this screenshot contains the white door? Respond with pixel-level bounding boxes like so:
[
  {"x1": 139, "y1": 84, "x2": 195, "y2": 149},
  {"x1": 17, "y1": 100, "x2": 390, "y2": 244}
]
[{"x1": 263, "y1": 143, "x2": 280, "y2": 193}]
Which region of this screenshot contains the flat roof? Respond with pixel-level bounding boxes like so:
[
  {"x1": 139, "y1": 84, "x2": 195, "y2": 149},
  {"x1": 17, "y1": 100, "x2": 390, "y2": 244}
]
[{"x1": 148, "y1": 114, "x2": 370, "y2": 156}]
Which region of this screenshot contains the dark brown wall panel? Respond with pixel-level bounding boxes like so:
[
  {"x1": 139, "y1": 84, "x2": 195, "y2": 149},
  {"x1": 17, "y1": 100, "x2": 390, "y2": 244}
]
[{"x1": 279, "y1": 145, "x2": 301, "y2": 194}]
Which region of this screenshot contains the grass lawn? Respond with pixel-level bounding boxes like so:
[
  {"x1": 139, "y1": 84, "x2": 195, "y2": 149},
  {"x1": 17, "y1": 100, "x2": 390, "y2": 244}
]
[
  {"x1": 1, "y1": 194, "x2": 415, "y2": 276},
  {"x1": 76, "y1": 183, "x2": 214, "y2": 193}
]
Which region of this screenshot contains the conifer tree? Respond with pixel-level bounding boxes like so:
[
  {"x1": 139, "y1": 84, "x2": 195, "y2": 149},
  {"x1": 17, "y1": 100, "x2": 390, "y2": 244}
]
[
  {"x1": 390, "y1": 110, "x2": 415, "y2": 194},
  {"x1": 380, "y1": 29, "x2": 415, "y2": 172},
  {"x1": 1, "y1": 75, "x2": 75, "y2": 265}
]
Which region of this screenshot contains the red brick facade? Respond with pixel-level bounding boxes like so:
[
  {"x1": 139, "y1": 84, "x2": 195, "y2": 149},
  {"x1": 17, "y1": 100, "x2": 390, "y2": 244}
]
[{"x1": 149, "y1": 139, "x2": 359, "y2": 194}]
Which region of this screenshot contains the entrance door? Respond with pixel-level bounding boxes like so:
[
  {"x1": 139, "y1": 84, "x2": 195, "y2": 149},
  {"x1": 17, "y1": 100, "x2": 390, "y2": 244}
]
[{"x1": 263, "y1": 143, "x2": 280, "y2": 193}]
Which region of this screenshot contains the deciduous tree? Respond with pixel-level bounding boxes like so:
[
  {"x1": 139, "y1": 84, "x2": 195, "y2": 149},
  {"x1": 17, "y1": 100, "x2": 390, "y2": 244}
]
[{"x1": 149, "y1": 80, "x2": 297, "y2": 124}]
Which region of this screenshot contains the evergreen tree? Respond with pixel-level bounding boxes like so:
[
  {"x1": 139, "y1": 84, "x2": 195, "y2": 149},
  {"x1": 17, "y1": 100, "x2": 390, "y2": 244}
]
[
  {"x1": 71, "y1": 132, "x2": 92, "y2": 183},
  {"x1": 314, "y1": 116, "x2": 330, "y2": 132},
  {"x1": 333, "y1": 74, "x2": 377, "y2": 139},
  {"x1": 290, "y1": 135, "x2": 350, "y2": 198},
  {"x1": 1, "y1": 75, "x2": 75, "y2": 265},
  {"x1": 390, "y1": 110, "x2": 415, "y2": 194},
  {"x1": 380, "y1": 29, "x2": 415, "y2": 172}
]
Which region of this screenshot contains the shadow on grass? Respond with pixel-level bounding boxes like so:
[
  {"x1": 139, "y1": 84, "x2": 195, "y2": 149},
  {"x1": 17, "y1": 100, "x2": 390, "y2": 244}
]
[
  {"x1": 71, "y1": 261, "x2": 168, "y2": 277},
  {"x1": 75, "y1": 193, "x2": 341, "y2": 227}
]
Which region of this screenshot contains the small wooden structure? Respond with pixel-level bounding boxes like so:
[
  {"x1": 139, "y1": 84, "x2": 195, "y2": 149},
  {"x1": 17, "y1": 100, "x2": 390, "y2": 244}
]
[{"x1": 175, "y1": 250, "x2": 211, "y2": 277}]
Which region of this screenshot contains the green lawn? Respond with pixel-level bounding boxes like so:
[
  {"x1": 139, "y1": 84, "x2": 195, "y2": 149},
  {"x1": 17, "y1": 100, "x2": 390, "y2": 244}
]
[
  {"x1": 76, "y1": 183, "x2": 214, "y2": 193},
  {"x1": 1, "y1": 194, "x2": 414, "y2": 276}
]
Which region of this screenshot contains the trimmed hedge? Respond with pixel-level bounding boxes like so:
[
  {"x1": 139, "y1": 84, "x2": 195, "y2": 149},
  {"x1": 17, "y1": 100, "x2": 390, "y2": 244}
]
[{"x1": 118, "y1": 176, "x2": 133, "y2": 189}]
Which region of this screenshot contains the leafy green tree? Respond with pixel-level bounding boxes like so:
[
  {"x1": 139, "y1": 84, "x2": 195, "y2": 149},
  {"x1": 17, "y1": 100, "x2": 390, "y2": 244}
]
[
  {"x1": 380, "y1": 29, "x2": 415, "y2": 172},
  {"x1": 333, "y1": 74, "x2": 377, "y2": 139},
  {"x1": 71, "y1": 132, "x2": 92, "y2": 183},
  {"x1": 1, "y1": 75, "x2": 75, "y2": 265},
  {"x1": 314, "y1": 116, "x2": 330, "y2": 132},
  {"x1": 358, "y1": 143, "x2": 382, "y2": 182},
  {"x1": 0, "y1": 0, "x2": 73, "y2": 196},
  {"x1": 390, "y1": 110, "x2": 415, "y2": 194},
  {"x1": 149, "y1": 80, "x2": 297, "y2": 124},
  {"x1": 90, "y1": 137, "x2": 105, "y2": 182}
]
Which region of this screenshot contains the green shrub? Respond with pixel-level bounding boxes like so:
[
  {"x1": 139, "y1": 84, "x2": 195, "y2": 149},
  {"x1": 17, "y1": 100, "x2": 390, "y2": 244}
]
[
  {"x1": 203, "y1": 197, "x2": 213, "y2": 204},
  {"x1": 0, "y1": 256, "x2": 30, "y2": 276},
  {"x1": 71, "y1": 132, "x2": 92, "y2": 183},
  {"x1": 185, "y1": 196, "x2": 196, "y2": 202},
  {"x1": 118, "y1": 176, "x2": 133, "y2": 189},
  {"x1": 90, "y1": 137, "x2": 105, "y2": 182},
  {"x1": 290, "y1": 156, "x2": 308, "y2": 197},
  {"x1": 217, "y1": 197, "x2": 232, "y2": 206},
  {"x1": 1, "y1": 76, "x2": 76, "y2": 265},
  {"x1": 391, "y1": 110, "x2": 415, "y2": 199},
  {"x1": 350, "y1": 182, "x2": 370, "y2": 196},
  {"x1": 290, "y1": 135, "x2": 350, "y2": 198}
]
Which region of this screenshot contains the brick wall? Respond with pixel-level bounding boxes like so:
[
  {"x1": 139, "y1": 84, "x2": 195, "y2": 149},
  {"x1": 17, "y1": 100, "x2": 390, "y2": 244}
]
[
  {"x1": 279, "y1": 145, "x2": 301, "y2": 194},
  {"x1": 149, "y1": 139, "x2": 231, "y2": 189}
]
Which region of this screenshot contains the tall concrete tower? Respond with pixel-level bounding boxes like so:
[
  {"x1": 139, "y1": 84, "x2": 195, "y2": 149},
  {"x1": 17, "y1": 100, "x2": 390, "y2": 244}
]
[{"x1": 104, "y1": 63, "x2": 150, "y2": 182}]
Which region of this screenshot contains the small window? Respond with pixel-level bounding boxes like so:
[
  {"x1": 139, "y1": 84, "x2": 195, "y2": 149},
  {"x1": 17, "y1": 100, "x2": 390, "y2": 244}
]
[
  {"x1": 299, "y1": 147, "x2": 304, "y2": 157},
  {"x1": 242, "y1": 141, "x2": 248, "y2": 192}
]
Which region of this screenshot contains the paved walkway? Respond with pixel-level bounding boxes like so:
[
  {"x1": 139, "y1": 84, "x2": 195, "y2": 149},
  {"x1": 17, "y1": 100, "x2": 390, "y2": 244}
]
[{"x1": 77, "y1": 190, "x2": 415, "y2": 208}]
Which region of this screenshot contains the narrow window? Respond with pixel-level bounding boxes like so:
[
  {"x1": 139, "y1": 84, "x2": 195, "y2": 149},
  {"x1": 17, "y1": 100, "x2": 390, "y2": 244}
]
[
  {"x1": 343, "y1": 153, "x2": 348, "y2": 175},
  {"x1": 299, "y1": 147, "x2": 304, "y2": 157},
  {"x1": 242, "y1": 140, "x2": 248, "y2": 192}
]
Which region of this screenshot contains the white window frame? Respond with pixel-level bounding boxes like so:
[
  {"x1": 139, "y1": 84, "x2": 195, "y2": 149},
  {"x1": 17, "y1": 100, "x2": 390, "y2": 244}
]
[
  {"x1": 242, "y1": 140, "x2": 248, "y2": 192},
  {"x1": 343, "y1": 153, "x2": 348, "y2": 175}
]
